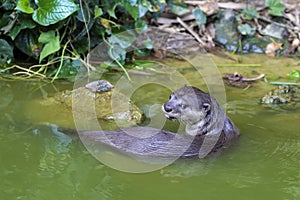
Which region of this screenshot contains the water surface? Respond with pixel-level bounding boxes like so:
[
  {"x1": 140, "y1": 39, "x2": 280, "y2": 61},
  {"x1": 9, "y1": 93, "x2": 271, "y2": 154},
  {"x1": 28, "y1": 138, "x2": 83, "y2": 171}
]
[{"x1": 1, "y1": 54, "x2": 300, "y2": 200}]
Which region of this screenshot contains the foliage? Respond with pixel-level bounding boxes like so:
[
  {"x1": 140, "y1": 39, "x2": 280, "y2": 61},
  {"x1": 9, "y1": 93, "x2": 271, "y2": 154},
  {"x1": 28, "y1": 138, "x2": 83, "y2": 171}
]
[
  {"x1": 287, "y1": 70, "x2": 300, "y2": 81},
  {"x1": 38, "y1": 30, "x2": 61, "y2": 63},
  {"x1": 238, "y1": 23, "x2": 256, "y2": 36},
  {"x1": 0, "y1": 0, "x2": 170, "y2": 80},
  {"x1": 0, "y1": 39, "x2": 13, "y2": 65},
  {"x1": 241, "y1": 8, "x2": 260, "y2": 20},
  {"x1": 169, "y1": 1, "x2": 189, "y2": 16},
  {"x1": 192, "y1": 7, "x2": 206, "y2": 28},
  {"x1": 265, "y1": 0, "x2": 285, "y2": 16}
]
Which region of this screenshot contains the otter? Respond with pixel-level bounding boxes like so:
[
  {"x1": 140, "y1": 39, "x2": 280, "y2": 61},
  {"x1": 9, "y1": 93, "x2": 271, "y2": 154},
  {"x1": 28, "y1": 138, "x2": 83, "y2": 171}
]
[
  {"x1": 78, "y1": 86, "x2": 239, "y2": 159},
  {"x1": 163, "y1": 86, "x2": 239, "y2": 140}
]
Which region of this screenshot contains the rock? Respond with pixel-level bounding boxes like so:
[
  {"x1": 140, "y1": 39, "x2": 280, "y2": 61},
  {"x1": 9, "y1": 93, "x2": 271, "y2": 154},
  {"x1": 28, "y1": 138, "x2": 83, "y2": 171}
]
[
  {"x1": 261, "y1": 85, "x2": 300, "y2": 104},
  {"x1": 261, "y1": 23, "x2": 286, "y2": 40},
  {"x1": 55, "y1": 85, "x2": 144, "y2": 125},
  {"x1": 214, "y1": 9, "x2": 240, "y2": 51},
  {"x1": 85, "y1": 80, "x2": 114, "y2": 93},
  {"x1": 25, "y1": 81, "x2": 144, "y2": 128}
]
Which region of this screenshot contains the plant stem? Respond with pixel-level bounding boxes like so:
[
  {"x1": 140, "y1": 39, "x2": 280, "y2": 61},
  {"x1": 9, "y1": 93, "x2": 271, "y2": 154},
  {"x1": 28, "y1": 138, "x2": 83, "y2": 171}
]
[
  {"x1": 52, "y1": 40, "x2": 70, "y2": 82},
  {"x1": 216, "y1": 63, "x2": 261, "y2": 67},
  {"x1": 270, "y1": 82, "x2": 300, "y2": 85}
]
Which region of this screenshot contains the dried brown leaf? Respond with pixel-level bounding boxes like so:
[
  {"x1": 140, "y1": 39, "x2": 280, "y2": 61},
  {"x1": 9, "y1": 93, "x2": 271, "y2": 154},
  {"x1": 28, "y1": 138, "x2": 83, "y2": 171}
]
[{"x1": 265, "y1": 41, "x2": 283, "y2": 57}]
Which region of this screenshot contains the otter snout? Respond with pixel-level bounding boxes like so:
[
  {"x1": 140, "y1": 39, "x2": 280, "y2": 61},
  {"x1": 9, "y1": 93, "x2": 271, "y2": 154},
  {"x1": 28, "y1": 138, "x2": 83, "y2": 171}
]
[
  {"x1": 162, "y1": 103, "x2": 178, "y2": 120},
  {"x1": 163, "y1": 103, "x2": 172, "y2": 113}
]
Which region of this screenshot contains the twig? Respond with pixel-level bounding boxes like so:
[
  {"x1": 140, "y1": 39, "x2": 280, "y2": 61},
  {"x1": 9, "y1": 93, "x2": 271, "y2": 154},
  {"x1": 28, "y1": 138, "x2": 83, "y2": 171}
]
[
  {"x1": 258, "y1": 16, "x2": 300, "y2": 32},
  {"x1": 184, "y1": 1, "x2": 247, "y2": 9},
  {"x1": 176, "y1": 17, "x2": 206, "y2": 47},
  {"x1": 184, "y1": 0, "x2": 299, "y2": 33},
  {"x1": 242, "y1": 74, "x2": 265, "y2": 82}
]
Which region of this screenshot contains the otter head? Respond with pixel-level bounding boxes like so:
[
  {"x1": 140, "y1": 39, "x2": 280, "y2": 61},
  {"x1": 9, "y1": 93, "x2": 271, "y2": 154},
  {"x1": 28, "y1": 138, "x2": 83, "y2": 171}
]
[{"x1": 162, "y1": 86, "x2": 212, "y2": 125}]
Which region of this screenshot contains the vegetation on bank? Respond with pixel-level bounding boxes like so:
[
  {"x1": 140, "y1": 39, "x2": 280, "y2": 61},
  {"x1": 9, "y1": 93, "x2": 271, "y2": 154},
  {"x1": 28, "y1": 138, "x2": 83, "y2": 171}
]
[
  {"x1": 0, "y1": 0, "x2": 166, "y2": 80},
  {"x1": 0, "y1": 0, "x2": 299, "y2": 82}
]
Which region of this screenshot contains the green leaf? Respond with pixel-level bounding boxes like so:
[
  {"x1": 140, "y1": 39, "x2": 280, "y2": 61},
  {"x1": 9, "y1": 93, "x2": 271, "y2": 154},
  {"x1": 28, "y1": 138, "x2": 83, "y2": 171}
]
[
  {"x1": 14, "y1": 29, "x2": 41, "y2": 58},
  {"x1": 109, "y1": 44, "x2": 126, "y2": 63},
  {"x1": 135, "y1": 19, "x2": 148, "y2": 33},
  {"x1": 8, "y1": 15, "x2": 36, "y2": 40},
  {"x1": 265, "y1": 0, "x2": 285, "y2": 16},
  {"x1": 126, "y1": 0, "x2": 137, "y2": 6},
  {"x1": 39, "y1": 31, "x2": 60, "y2": 62},
  {"x1": 138, "y1": 5, "x2": 148, "y2": 18},
  {"x1": 133, "y1": 49, "x2": 150, "y2": 57},
  {"x1": 170, "y1": 2, "x2": 190, "y2": 16},
  {"x1": 144, "y1": 1, "x2": 161, "y2": 12},
  {"x1": 238, "y1": 24, "x2": 256, "y2": 36},
  {"x1": 106, "y1": 3, "x2": 120, "y2": 19},
  {"x1": 49, "y1": 59, "x2": 84, "y2": 81},
  {"x1": 241, "y1": 8, "x2": 260, "y2": 20},
  {"x1": 15, "y1": 0, "x2": 34, "y2": 14},
  {"x1": 38, "y1": 30, "x2": 55, "y2": 43},
  {"x1": 0, "y1": 39, "x2": 14, "y2": 65},
  {"x1": 124, "y1": 2, "x2": 139, "y2": 20},
  {"x1": 33, "y1": 0, "x2": 79, "y2": 26},
  {"x1": 124, "y1": 1, "x2": 148, "y2": 20},
  {"x1": 192, "y1": 8, "x2": 206, "y2": 27},
  {"x1": 108, "y1": 31, "x2": 136, "y2": 49},
  {"x1": 94, "y1": 5, "x2": 103, "y2": 19},
  {"x1": 143, "y1": 39, "x2": 153, "y2": 49},
  {"x1": 0, "y1": 13, "x2": 10, "y2": 28},
  {"x1": 287, "y1": 70, "x2": 300, "y2": 81},
  {"x1": 3, "y1": 0, "x2": 16, "y2": 11}
]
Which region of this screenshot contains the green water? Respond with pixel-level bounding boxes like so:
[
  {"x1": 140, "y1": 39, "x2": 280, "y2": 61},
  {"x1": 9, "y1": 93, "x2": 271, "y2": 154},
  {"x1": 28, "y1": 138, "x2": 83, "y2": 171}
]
[{"x1": 1, "y1": 54, "x2": 300, "y2": 200}]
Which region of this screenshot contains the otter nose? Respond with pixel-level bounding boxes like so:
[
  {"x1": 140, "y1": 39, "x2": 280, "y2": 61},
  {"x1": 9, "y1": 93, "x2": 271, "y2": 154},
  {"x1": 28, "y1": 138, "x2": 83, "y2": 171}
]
[{"x1": 163, "y1": 103, "x2": 172, "y2": 112}]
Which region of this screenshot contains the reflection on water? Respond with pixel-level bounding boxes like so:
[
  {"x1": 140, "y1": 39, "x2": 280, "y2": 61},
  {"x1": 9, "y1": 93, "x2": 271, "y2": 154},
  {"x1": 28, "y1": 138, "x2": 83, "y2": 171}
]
[{"x1": 1, "y1": 54, "x2": 300, "y2": 200}]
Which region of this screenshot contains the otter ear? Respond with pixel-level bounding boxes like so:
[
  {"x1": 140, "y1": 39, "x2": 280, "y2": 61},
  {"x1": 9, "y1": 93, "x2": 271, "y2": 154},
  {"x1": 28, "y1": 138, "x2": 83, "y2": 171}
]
[{"x1": 203, "y1": 103, "x2": 211, "y2": 112}]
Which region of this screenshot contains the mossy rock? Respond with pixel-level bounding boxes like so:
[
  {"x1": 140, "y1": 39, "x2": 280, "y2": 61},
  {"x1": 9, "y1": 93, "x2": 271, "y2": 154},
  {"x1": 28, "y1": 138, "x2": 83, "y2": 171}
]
[{"x1": 26, "y1": 81, "x2": 144, "y2": 129}]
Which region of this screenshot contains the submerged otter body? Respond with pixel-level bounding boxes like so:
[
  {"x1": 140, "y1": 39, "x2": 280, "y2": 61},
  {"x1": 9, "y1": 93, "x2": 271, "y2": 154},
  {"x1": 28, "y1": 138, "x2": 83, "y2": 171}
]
[{"x1": 79, "y1": 86, "x2": 239, "y2": 158}]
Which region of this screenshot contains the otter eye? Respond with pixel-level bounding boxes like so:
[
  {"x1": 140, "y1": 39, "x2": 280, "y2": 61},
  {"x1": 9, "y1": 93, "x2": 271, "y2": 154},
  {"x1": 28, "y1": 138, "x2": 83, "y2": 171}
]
[
  {"x1": 169, "y1": 93, "x2": 174, "y2": 100},
  {"x1": 181, "y1": 104, "x2": 187, "y2": 109}
]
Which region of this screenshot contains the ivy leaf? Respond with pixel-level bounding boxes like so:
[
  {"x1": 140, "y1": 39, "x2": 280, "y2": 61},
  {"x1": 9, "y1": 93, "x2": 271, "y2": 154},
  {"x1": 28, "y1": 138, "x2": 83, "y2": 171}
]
[
  {"x1": 124, "y1": 2, "x2": 139, "y2": 20},
  {"x1": 135, "y1": 19, "x2": 148, "y2": 33},
  {"x1": 14, "y1": 29, "x2": 41, "y2": 58},
  {"x1": 126, "y1": 0, "x2": 137, "y2": 6},
  {"x1": 170, "y1": 2, "x2": 190, "y2": 16},
  {"x1": 238, "y1": 24, "x2": 256, "y2": 36},
  {"x1": 124, "y1": 3, "x2": 148, "y2": 20},
  {"x1": 143, "y1": 39, "x2": 153, "y2": 49},
  {"x1": 33, "y1": 0, "x2": 79, "y2": 26},
  {"x1": 94, "y1": 5, "x2": 103, "y2": 19},
  {"x1": 0, "y1": 39, "x2": 14, "y2": 65},
  {"x1": 106, "y1": 3, "x2": 120, "y2": 19},
  {"x1": 15, "y1": 0, "x2": 34, "y2": 14},
  {"x1": 3, "y1": 0, "x2": 16, "y2": 11},
  {"x1": 108, "y1": 31, "x2": 136, "y2": 49},
  {"x1": 138, "y1": 5, "x2": 148, "y2": 18},
  {"x1": 241, "y1": 8, "x2": 260, "y2": 20},
  {"x1": 109, "y1": 44, "x2": 126, "y2": 63},
  {"x1": 8, "y1": 15, "x2": 36, "y2": 40},
  {"x1": 192, "y1": 8, "x2": 206, "y2": 27},
  {"x1": 287, "y1": 70, "x2": 300, "y2": 81},
  {"x1": 49, "y1": 59, "x2": 83, "y2": 81},
  {"x1": 38, "y1": 31, "x2": 60, "y2": 62},
  {"x1": 265, "y1": 0, "x2": 285, "y2": 16}
]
